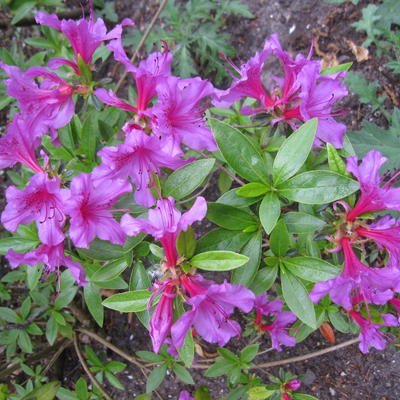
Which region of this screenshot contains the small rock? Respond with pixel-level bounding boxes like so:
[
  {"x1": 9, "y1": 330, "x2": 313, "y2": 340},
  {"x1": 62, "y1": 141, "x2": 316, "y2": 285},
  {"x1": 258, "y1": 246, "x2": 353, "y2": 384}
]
[{"x1": 329, "y1": 387, "x2": 336, "y2": 396}]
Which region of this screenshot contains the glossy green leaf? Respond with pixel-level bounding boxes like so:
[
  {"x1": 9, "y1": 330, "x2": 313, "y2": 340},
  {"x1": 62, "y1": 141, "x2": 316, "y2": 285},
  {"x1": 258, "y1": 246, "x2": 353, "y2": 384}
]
[
  {"x1": 0, "y1": 237, "x2": 39, "y2": 255},
  {"x1": 164, "y1": 158, "x2": 215, "y2": 200},
  {"x1": 236, "y1": 182, "x2": 269, "y2": 197},
  {"x1": 283, "y1": 257, "x2": 340, "y2": 282},
  {"x1": 283, "y1": 212, "x2": 326, "y2": 234},
  {"x1": 232, "y1": 230, "x2": 262, "y2": 286},
  {"x1": 278, "y1": 170, "x2": 359, "y2": 204},
  {"x1": 327, "y1": 143, "x2": 348, "y2": 175},
  {"x1": 84, "y1": 283, "x2": 104, "y2": 327},
  {"x1": 320, "y1": 62, "x2": 352, "y2": 76},
  {"x1": 177, "y1": 226, "x2": 196, "y2": 259},
  {"x1": 281, "y1": 269, "x2": 316, "y2": 328},
  {"x1": 269, "y1": 220, "x2": 290, "y2": 257},
  {"x1": 146, "y1": 364, "x2": 167, "y2": 393},
  {"x1": 173, "y1": 364, "x2": 194, "y2": 385},
  {"x1": 102, "y1": 290, "x2": 152, "y2": 312},
  {"x1": 178, "y1": 329, "x2": 195, "y2": 368},
  {"x1": 190, "y1": 251, "x2": 249, "y2": 271},
  {"x1": 273, "y1": 118, "x2": 318, "y2": 185},
  {"x1": 207, "y1": 202, "x2": 258, "y2": 231},
  {"x1": 197, "y1": 228, "x2": 252, "y2": 253},
  {"x1": 91, "y1": 256, "x2": 130, "y2": 282},
  {"x1": 259, "y1": 192, "x2": 281, "y2": 234},
  {"x1": 79, "y1": 111, "x2": 97, "y2": 161},
  {"x1": 249, "y1": 266, "x2": 278, "y2": 295},
  {"x1": 218, "y1": 188, "x2": 263, "y2": 208},
  {"x1": 210, "y1": 118, "x2": 267, "y2": 183}
]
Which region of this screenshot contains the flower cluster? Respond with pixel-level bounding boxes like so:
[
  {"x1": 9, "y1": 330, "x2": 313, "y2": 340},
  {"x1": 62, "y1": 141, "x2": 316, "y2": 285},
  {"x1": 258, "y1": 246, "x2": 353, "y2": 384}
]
[{"x1": 310, "y1": 150, "x2": 400, "y2": 352}]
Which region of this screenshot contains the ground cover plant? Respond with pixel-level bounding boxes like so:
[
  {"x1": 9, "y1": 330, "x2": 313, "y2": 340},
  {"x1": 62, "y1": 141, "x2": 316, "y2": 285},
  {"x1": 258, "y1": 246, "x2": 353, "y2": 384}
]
[{"x1": 0, "y1": 0, "x2": 400, "y2": 399}]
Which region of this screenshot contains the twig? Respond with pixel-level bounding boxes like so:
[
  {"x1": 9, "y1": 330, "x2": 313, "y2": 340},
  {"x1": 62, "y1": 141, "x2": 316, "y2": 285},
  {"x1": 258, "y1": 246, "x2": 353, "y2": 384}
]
[
  {"x1": 42, "y1": 339, "x2": 71, "y2": 375},
  {"x1": 73, "y1": 332, "x2": 112, "y2": 400},
  {"x1": 191, "y1": 337, "x2": 360, "y2": 369},
  {"x1": 114, "y1": 0, "x2": 168, "y2": 94},
  {"x1": 192, "y1": 149, "x2": 246, "y2": 186},
  {"x1": 78, "y1": 328, "x2": 148, "y2": 372},
  {"x1": 0, "y1": 307, "x2": 48, "y2": 332}
]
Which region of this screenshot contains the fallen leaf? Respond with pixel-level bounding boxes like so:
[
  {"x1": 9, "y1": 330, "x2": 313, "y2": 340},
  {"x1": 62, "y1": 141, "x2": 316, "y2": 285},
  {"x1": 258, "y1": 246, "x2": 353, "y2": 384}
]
[
  {"x1": 319, "y1": 322, "x2": 336, "y2": 344},
  {"x1": 345, "y1": 39, "x2": 369, "y2": 62}
]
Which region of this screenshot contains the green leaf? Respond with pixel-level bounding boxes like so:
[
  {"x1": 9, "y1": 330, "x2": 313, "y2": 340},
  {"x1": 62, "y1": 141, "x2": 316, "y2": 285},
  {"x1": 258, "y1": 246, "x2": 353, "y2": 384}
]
[
  {"x1": 177, "y1": 226, "x2": 196, "y2": 259},
  {"x1": 28, "y1": 381, "x2": 61, "y2": 400},
  {"x1": 42, "y1": 135, "x2": 75, "y2": 161},
  {"x1": 84, "y1": 283, "x2": 104, "y2": 327},
  {"x1": 281, "y1": 269, "x2": 316, "y2": 328},
  {"x1": 218, "y1": 188, "x2": 263, "y2": 208},
  {"x1": 164, "y1": 159, "x2": 215, "y2": 200},
  {"x1": 273, "y1": 118, "x2": 318, "y2": 185},
  {"x1": 178, "y1": 329, "x2": 195, "y2": 368},
  {"x1": 240, "y1": 344, "x2": 259, "y2": 363},
  {"x1": 11, "y1": 2, "x2": 35, "y2": 24},
  {"x1": 207, "y1": 202, "x2": 258, "y2": 231},
  {"x1": 283, "y1": 257, "x2": 340, "y2": 282},
  {"x1": 75, "y1": 377, "x2": 88, "y2": 400},
  {"x1": 283, "y1": 212, "x2": 326, "y2": 234},
  {"x1": 102, "y1": 290, "x2": 151, "y2": 312},
  {"x1": 329, "y1": 311, "x2": 352, "y2": 333},
  {"x1": 146, "y1": 364, "x2": 167, "y2": 393},
  {"x1": 26, "y1": 264, "x2": 42, "y2": 291},
  {"x1": 210, "y1": 118, "x2": 268, "y2": 183},
  {"x1": 91, "y1": 256, "x2": 130, "y2": 282},
  {"x1": 232, "y1": 230, "x2": 262, "y2": 286},
  {"x1": 204, "y1": 360, "x2": 235, "y2": 377},
  {"x1": 259, "y1": 192, "x2": 281, "y2": 234},
  {"x1": 218, "y1": 347, "x2": 238, "y2": 362},
  {"x1": 174, "y1": 44, "x2": 197, "y2": 78},
  {"x1": 320, "y1": 62, "x2": 353, "y2": 76},
  {"x1": 173, "y1": 363, "x2": 194, "y2": 384},
  {"x1": 247, "y1": 386, "x2": 275, "y2": 400},
  {"x1": 79, "y1": 111, "x2": 98, "y2": 161},
  {"x1": 190, "y1": 251, "x2": 249, "y2": 271},
  {"x1": 249, "y1": 266, "x2": 278, "y2": 295},
  {"x1": 236, "y1": 182, "x2": 269, "y2": 197},
  {"x1": 25, "y1": 37, "x2": 56, "y2": 50},
  {"x1": 278, "y1": 170, "x2": 359, "y2": 204},
  {"x1": 269, "y1": 220, "x2": 290, "y2": 257},
  {"x1": 197, "y1": 228, "x2": 252, "y2": 253},
  {"x1": 54, "y1": 287, "x2": 78, "y2": 310},
  {"x1": 0, "y1": 237, "x2": 39, "y2": 255},
  {"x1": 292, "y1": 394, "x2": 319, "y2": 400},
  {"x1": 327, "y1": 143, "x2": 348, "y2": 175},
  {"x1": 18, "y1": 330, "x2": 33, "y2": 353},
  {"x1": 46, "y1": 314, "x2": 58, "y2": 345}
]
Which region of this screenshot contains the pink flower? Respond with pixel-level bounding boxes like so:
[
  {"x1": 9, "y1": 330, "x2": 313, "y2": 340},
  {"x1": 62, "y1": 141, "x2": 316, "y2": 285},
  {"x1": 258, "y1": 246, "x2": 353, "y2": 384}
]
[
  {"x1": 284, "y1": 379, "x2": 301, "y2": 391},
  {"x1": 0, "y1": 114, "x2": 43, "y2": 172},
  {"x1": 64, "y1": 173, "x2": 131, "y2": 248},
  {"x1": 2, "y1": 173, "x2": 66, "y2": 246},
  {"x1": 35, "y1": 9, "x2": 133, "y2": 75},
  {"x1": 151, "y1": 76, "x2": 217, "y2": 155},
  {"x1": 0, "y1": 64, "x2": 75, "y2": 140},
  {"x1": 349, "y1": 310, "x2": 397, "y2": 353},
  {"x1": 6, "y1": 243, "x2": 87, "y2": 286},
  {"x1": 121, "y1": 196, "x2": 206, "y2": 267},
  {"x1": 103, "y1": 39, "x2": 172, "y2": 113},
  {"x1": 92, "y1": 128, "x2": 187, "y2": 207},
  {"x1": 346, "y1": 150, "x2": 400, "y2": 221},
  {"x1": 171, "y1": 275, "x2": 255, "y2": 348}
]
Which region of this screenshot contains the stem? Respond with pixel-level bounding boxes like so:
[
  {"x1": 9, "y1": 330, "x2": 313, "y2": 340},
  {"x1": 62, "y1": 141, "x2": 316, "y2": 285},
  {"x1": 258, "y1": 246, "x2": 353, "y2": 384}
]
[
  {"x1": 73, "y1": 332, "x2": 112, "y2": 400},
  {"x1": 190, "y1": 337, "x2": 360, "y2": 369},
  {"x1": 114, "y1": 0, "x2": 168, "y2": 94},
  {"x1": 0, "y1": 306, "x2": 48, "y2": 332},
  {"x1": 192, "y1": 149, "x2": 246, "y2": 186}
]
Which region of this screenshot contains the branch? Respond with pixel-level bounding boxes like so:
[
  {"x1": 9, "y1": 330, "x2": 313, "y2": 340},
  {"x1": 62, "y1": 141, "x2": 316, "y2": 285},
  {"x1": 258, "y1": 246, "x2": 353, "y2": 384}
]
[
  {"x1": 73, "y1": 332, "x2": 112, "y2": 400},
  {"x1": 0, "y1": 307, "x2": 48, "y2": 332},
  {"x1": 114, "y1": 0, "x2": 168, "y2": 94}
]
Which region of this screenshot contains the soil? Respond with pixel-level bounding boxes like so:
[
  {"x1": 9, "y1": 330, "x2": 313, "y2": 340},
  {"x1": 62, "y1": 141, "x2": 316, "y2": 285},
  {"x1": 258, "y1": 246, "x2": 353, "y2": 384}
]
[{"x1": 1, "y1": 0, "x2": 400, "y2": 399}]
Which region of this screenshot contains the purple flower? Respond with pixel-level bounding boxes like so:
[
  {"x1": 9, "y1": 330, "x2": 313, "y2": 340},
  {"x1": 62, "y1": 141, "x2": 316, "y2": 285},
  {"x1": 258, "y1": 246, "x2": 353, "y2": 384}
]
[
  {"x1": 92, "y1": 128, "x2": 186, "y2": 207},
  {"x1": 171, "y1": 275, "x2": 255, "y2": 348},
  {"x1": 346, "y1": 150, "x2": 400, "y2": 221},
  {"x1": 148, "y1": 279, "x2": 176, "y2": 353},
  {"x1": 0, "y1": 64, "x2": 75, "y2": 139},
  {"x1": 151, "y1": 76, "x2": 217, "y2": 155},
  {"x1": 64, "y1": 173, "x2": 131, "y2": 248},
  {"x1": 349, "y1": 310, "x2": 397, "y2": 353},
  {"x1": 0, "y1": 114, "x2": 43, "y2": 172},
  {"x1": 105, "y1": 38, "x2": 172, "y2": 113},
  {"x1": 297, "y1": 62, "x2": 348, "y2": 148},
  {"x1": 6, "y1": 243, "x2": 87, "y2": 286},
  {"x1": 178, "y1": 391, "x2": 194, "y2": 400},
  {"x1": 2, "y1": 173, "x2": 66, "y2": 246},
  {"x1": 121, "y1": 196, "x2": 206, "y2": 267},
  {"x1": 35, "y1": 10, "x2": 133, "y2": 74},
  {"x1": 284, "y1": 379, "x2": 301, "y2": 391}
]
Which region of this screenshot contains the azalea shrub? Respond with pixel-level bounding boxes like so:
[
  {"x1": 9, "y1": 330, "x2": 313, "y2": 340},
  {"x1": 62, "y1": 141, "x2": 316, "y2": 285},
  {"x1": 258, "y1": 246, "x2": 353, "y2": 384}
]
[{"x1": 0, "y1": 2, "x2": 400, "y2": 400}]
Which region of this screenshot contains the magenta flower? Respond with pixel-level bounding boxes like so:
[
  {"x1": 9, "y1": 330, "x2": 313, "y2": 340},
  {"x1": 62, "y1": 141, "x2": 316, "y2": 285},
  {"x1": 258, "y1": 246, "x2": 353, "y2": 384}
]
[
  {"x1": 0, "y1": 64, "x2": 75, "y2": 140},
  {"x1": 310, "y1": 238, "x2": 400, "y2": 309},
  {"x1": 171, "y1": 274, "x2": 255, "y2": 348},
  {"x1": 0, "y1": 114, "x2": 43, "y2": 172},
  {"x1": 346, "y1": 150, "x2": 400, "y2": 221},
  {"x1": 121, "y1": 196, "x2": 206, "y2": 267},
  {"x1": 35, "y1": 10, "x2": 133, "y2": 75},
  {"x1": 64, "y1": 173, "x2": 131, "y2": 248},
  {"x1": 2, "y1": 173, "x2": 66, "y2": 246},
  {"x1": 178, "y1": 391, "x2": 194, "y2": 400},
  {"x1": 151, "y1": 76, "x2": 217, "y2": 155},
  {"x1": 148, "y1": 279, "x2": 176, "y2": 353},
  {"x1": 284, "y1": 380, "x2": 301, "y2": 391},
  {"x1": 103, "y1": 38, "x2": 172, "y2": 113},
  {"x1": 6, "y1": 243, "x2": 87, "y2": 286},
  {"x1": 92, "y1": 128, "x2": 186, "y2": 207},
  {"x1": 254, "y1": 293, "x2": 296, "y2": 351},
  {"x1": 349, "y1": 310, "x2": 397, "y2": 353}
]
